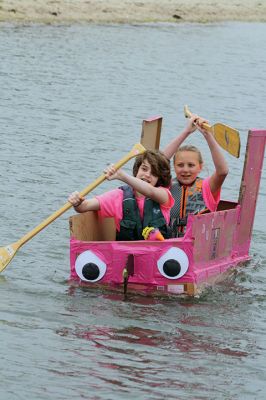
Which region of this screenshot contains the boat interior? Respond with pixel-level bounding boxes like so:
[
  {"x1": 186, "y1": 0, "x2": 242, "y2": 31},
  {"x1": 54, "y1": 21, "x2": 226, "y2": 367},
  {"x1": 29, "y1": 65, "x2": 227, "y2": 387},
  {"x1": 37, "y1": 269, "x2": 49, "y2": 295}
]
[{"x1": 69, "y1": 198, "x2": 239, "y2": 243}]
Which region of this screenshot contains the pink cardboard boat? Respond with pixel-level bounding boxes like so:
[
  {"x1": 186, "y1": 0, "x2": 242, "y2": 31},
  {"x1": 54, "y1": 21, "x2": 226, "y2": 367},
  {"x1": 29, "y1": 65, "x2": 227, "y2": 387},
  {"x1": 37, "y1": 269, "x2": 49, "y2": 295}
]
[{"x1": 69, "y1": 120, "x2": 266, "y2": 296}]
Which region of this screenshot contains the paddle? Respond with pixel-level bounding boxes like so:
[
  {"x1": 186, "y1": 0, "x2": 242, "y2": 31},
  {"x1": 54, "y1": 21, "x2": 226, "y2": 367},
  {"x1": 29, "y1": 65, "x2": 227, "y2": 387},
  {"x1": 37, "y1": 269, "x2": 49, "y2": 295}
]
[
  {"x1": 184, "y1": 105, "x2": 241, "y2": 158},
  {"x1": 0, "y1": 143, "x2": 146, "y2": 273}
]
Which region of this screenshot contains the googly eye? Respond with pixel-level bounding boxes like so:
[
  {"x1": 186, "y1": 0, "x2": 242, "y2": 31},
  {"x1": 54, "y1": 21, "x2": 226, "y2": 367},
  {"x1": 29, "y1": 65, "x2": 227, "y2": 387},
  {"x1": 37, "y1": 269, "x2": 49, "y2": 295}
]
[
  {"x1": 157, "y1": 247, "x2": 189, "y2": 280},
  {"x1": 75, "y1": 250, "x2": 107, "y2": 283}
]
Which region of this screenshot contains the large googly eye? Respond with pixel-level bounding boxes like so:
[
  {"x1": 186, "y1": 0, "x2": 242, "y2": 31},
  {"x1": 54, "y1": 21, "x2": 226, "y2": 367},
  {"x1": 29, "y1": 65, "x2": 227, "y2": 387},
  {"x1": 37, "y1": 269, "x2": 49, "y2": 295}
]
[
  {"x1": 157, "y1": 247, "x2": 189, "y2": 280},
  {"x1": 75, "y1": 250, "x2": 107, "y2": 283}
]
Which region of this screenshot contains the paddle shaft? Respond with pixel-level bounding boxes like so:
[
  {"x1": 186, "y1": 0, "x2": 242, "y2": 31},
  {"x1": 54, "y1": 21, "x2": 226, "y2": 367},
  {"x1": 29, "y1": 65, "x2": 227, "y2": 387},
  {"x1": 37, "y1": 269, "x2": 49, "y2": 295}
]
[
  {"x1": 16, "y1": 143, "x2": 146, "y2": 247},
  {"x1": 184, "y1": 105, "x2": 213, "y2": 132}
]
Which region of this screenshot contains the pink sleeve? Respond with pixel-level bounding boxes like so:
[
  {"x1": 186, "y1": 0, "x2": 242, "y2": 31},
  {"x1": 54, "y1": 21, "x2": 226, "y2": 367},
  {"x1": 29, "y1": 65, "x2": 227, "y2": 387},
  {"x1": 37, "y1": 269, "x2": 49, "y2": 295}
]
[
  {"x1": 162, "y1": 187, "x2": 175, "y2": 209},
  {"x1": 95, "y1": 189, "x2": 123, "y2": 231},
  {"x1": 160, "y1": 188, "x2": 175, "y2": 224},
  {"x1": 202, "y1": 177, "x2": 220, "y2": 212},
  {"x1": 136, "y1": 188, "x2": 174, "y2": 224}
]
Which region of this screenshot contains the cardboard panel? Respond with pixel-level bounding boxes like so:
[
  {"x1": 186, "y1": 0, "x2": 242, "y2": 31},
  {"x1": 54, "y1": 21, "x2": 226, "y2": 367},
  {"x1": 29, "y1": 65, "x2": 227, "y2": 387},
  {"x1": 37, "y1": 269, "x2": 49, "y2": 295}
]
[
  {"x1": 69, "y1": 211, "x2": 116, "y2": 241},
  {"x1": 140, "y1": 116, "x2": 162, "y2": 150},
  {"x1": 237, "y1": 130, "x2": 266, "y2": 249},
  {"x1": 191, "y1": 208, "x2": 239, "y2": 264}
]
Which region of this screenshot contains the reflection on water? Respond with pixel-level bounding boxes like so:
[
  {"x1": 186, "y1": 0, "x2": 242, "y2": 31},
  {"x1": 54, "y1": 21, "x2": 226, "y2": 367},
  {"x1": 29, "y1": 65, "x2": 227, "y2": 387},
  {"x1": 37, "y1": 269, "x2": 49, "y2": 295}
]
[
  {"x1": 0, "y1": 22, "x2": 266, "y2": 400},
  {"x1": 56, "y1": 323, "x2": 248, "y2": 358},
  {"x1": 51, "y1": 275, "x2": 256, "y2": 399}
]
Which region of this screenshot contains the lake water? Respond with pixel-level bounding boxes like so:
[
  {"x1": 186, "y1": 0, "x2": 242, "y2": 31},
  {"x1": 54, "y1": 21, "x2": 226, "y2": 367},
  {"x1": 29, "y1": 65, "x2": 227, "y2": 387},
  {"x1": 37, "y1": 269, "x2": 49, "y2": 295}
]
[{"x1": 0, "y1": 22, "x2": 266, "y2": 399}]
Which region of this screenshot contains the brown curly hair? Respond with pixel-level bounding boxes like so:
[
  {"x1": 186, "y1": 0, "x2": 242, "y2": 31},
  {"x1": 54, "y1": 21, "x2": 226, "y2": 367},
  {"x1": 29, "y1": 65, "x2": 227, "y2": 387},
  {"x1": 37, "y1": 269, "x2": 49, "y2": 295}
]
[{"x1": 132, "y1": 150, "x2": 171, "y2": 187}]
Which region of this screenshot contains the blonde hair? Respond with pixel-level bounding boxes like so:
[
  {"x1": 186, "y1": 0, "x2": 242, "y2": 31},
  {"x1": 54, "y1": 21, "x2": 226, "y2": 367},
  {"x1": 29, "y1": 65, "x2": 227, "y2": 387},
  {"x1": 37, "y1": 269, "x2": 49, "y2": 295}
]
[{"x1": 173, "y1": 145, "x2": 203, "y2": 164}]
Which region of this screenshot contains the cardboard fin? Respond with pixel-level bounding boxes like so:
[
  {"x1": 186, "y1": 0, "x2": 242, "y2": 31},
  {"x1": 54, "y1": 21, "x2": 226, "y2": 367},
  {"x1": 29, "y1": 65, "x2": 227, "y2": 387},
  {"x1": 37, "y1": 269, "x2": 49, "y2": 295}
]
[{"x1": 140, "y1": 116, "x2": 162, "y2": 150}]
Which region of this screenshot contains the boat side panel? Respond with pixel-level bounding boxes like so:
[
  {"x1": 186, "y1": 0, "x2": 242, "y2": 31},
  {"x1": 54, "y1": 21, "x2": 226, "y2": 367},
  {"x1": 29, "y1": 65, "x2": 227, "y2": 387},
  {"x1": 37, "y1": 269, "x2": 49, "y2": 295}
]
[
  {"x1": 236, "y1": 129, "x2": 266, "y2": 254},
  {"x1": 186, "y1": 208, "x2": 242, "y2": 283},
  {"x1": 70, "y1": 239, "x2": 196, "y2": 285},
  {"x1": 69, "y1": 211, "x2": 116, "y2": 241},
  {"x1": 190, "y1": 208, "x2": 239, "y2": 262}
]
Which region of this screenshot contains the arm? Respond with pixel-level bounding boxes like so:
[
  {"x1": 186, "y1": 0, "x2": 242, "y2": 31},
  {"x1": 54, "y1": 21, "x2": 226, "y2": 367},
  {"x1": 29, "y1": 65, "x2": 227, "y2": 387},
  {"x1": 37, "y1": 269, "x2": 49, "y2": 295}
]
[
  {"x1": 163, "y1": 115, "x2": 198, "y2": 159},
  {"x1": 105, "y1": 166, "x2": 169, "y2": 205},
  {"x1": 68, "y1": 191, "x2": 100, "y2": 213},
  {"x1": 197, "y1": 123, "x2": 229, "y2": 195}
]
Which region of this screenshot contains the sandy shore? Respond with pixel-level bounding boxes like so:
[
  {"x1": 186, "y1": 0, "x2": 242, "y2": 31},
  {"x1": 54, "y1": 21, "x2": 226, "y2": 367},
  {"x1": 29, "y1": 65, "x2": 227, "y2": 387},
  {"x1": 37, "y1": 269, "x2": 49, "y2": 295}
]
[{"x1": 0, "y1": 0, "x2": 265, "y2": 24}]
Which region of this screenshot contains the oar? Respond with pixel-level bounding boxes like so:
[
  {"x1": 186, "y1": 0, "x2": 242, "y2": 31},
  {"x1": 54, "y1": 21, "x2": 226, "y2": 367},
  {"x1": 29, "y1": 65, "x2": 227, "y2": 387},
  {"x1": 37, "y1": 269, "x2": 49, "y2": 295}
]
[
  {"x1": 184, "y1": 105, "x2": 240, "y2": 158},
  {"x1": 0, "y1": 143, "x2": 146, "y2": 273}
]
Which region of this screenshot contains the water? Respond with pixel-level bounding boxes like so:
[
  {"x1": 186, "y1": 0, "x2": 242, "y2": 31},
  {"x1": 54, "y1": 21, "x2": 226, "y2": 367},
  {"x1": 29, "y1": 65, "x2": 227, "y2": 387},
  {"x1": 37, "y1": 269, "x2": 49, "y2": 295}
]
[{"x1": 0, "y1": 22, "x2": 266, "y2": 399}]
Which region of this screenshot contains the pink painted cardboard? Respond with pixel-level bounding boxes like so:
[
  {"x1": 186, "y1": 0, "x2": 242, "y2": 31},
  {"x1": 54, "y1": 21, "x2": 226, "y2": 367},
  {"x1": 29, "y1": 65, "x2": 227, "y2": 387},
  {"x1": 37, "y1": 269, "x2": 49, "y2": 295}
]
[{"x1": 69, "y1": 130, "x2": 266, "y2": 294}]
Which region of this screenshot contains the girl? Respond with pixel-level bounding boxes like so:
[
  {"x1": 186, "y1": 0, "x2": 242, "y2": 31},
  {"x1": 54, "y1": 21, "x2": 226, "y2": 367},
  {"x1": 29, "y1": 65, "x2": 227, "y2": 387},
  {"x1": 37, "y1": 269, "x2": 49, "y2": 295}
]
[
  {"x1": 68, "y1": 150, "x2": 174, "y2": 240},
  {"x1": 163, "y1": 114, "x2": 229, "y2": 237}
]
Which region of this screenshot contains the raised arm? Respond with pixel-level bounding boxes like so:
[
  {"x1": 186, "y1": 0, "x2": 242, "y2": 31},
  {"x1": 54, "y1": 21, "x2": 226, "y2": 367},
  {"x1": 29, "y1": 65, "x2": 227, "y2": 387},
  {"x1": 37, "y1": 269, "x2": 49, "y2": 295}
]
[
  {"x1": 105, "y1": 166, "x2": 169, "y2": 205},
  {"x1": 163, "y1": 115, "x2": 198, "y2": 159},
  {"x1": 196, "y1": 122, "x2": 229, "y2": 194}
]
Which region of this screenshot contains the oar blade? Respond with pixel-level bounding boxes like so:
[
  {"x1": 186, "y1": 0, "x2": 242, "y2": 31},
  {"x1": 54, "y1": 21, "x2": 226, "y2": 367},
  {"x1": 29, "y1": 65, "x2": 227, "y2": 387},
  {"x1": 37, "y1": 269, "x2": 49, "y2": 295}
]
[
  {"x1": 0, "y1": 243, "x2": 18, "y2": 273},
  {"x1": 184, "y1": 105, "x2": 241, "y2": 158},
  {"x1": 213, "y1": 123, "x2": 241, "y2": 158}
]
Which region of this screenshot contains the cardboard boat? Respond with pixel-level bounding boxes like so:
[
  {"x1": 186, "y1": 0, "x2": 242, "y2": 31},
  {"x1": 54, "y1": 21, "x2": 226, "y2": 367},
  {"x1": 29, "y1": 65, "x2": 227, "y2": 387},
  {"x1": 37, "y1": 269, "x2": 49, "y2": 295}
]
[{"x1": 69, "y1": 117, "x2": 266, "y2": 296}]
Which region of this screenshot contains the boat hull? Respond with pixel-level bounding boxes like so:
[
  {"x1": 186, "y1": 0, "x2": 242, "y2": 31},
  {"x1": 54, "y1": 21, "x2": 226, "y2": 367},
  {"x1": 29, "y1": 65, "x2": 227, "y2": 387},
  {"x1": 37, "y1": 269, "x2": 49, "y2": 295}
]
[{"x1": 69, "y1": 129, "x2": 266, "y2": 296}]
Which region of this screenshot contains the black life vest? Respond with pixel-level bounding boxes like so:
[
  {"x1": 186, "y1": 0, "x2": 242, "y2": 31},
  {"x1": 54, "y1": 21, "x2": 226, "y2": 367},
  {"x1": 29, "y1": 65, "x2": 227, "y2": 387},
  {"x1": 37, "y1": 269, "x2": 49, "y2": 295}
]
[
  {"x1": 170, "y1": 177, "x2": 209, "y2": 237},
  {"x1": 116, "y1": 185, "x2": 171, "y2": 241}
]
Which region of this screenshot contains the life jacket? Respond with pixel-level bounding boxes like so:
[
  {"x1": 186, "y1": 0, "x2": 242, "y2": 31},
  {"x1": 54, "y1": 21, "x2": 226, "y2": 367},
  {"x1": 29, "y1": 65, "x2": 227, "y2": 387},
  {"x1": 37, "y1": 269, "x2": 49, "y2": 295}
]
[
  {"x1": 170, "y1": 177, "x2": 209, "y2": 237},
  {"x1": 116, "y1": 185, "x2": 172, "y2": 241}
]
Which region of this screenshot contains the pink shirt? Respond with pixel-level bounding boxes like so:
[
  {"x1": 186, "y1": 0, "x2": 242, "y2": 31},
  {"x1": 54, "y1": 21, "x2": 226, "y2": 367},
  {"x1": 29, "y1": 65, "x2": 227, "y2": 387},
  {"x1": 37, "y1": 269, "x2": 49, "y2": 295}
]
[
  {"x1": 95, "y1": 187, "x2": 174, "y2": 232},
  {"x1": 202, "y1": 177, "x2": 221, "y2": 211}
]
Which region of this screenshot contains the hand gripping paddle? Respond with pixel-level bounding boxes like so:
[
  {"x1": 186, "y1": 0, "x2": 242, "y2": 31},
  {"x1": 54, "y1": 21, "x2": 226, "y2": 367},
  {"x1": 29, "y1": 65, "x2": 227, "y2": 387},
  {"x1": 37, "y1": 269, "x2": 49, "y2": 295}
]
[{"x1": 184, "y1": 105, "x2": 240, "y2": 158}]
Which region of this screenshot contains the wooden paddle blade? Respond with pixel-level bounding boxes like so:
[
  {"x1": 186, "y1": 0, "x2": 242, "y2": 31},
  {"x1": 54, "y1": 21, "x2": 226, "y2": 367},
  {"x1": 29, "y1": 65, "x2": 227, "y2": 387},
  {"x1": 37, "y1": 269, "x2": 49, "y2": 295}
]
[
  {"x1": 212, "y1": 123, "x2": 240, "y2": 158},
  {"x1": 184, "y1": 105, "x2": 241, "y2": 158},
  {"x1": 184, "y1": 105, "x2": 193, "y2": 119},
  {"x1": 0, "y1": 243, "x2": 19, "y2": 272}
]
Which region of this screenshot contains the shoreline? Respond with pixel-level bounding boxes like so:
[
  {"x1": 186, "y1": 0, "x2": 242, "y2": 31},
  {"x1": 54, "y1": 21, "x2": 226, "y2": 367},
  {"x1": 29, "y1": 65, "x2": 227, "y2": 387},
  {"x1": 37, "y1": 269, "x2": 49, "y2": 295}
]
[{"x1": 0, "y1": 0, "x2": 266, "y2": 24}]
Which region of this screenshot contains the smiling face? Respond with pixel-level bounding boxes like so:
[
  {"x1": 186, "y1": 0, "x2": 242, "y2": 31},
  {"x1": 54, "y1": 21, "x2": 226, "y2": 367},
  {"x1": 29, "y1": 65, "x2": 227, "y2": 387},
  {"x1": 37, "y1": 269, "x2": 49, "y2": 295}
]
[
  {"x1": 133, "y1": 150, "x2": 171, "y2": 188},
  {"x1": 174, "y1": 150, "x2": 203, "y2": 186},
  {"x1": 136, "y1": 159, "x2": 159, "y2": 187}
]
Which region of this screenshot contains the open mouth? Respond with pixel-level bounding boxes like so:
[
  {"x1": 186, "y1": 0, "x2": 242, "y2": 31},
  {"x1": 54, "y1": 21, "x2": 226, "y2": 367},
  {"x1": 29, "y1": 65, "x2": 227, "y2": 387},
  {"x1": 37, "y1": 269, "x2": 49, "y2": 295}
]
[{"x1": 141, "y1": 178, "x2": 151, "y2": 183}]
